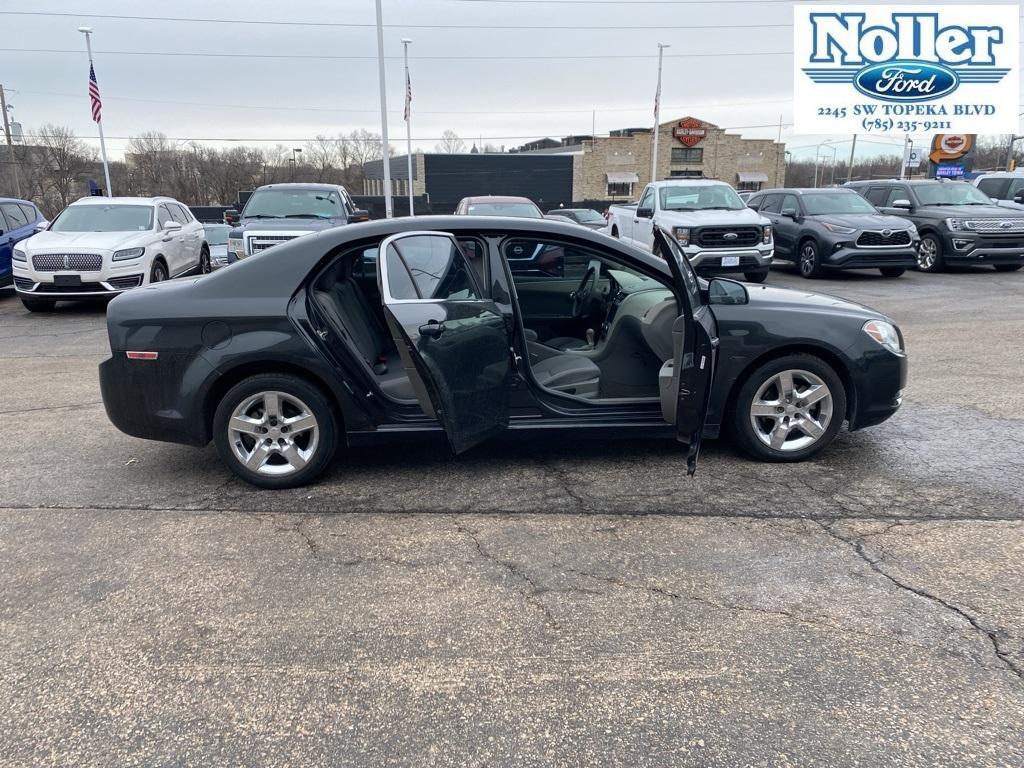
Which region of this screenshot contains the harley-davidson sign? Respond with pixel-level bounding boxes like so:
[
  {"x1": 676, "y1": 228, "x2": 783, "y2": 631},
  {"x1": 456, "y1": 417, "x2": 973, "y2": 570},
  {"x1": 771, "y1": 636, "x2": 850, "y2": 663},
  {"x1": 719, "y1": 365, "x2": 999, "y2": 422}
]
[{"x1": 672, "y1": 118, "x2": 707, "y2": 147}]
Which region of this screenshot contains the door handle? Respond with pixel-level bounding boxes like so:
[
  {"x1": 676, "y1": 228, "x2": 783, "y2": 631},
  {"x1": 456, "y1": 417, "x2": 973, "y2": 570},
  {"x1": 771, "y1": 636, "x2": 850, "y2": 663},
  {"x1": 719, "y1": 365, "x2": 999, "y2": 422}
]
[
  {"x1": 633, "y1": 218, "x2": 640, "y2": 223},
  {"x1": 161, "y1": 236, "x2": 172, "y2": 242},
  {"x1": 418, "y1": 321, "x2": 445, "y2": 338}
]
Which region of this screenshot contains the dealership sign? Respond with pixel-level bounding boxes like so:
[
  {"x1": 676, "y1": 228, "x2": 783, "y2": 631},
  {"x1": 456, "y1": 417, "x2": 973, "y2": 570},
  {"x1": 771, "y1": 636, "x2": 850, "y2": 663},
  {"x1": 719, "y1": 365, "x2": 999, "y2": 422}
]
[
  {"x1": 794, "y1": 5, "x2": 1019, "y2": 134},
  {"x1": 672, "y1": 118, "x2": 707, "y2": 147}
]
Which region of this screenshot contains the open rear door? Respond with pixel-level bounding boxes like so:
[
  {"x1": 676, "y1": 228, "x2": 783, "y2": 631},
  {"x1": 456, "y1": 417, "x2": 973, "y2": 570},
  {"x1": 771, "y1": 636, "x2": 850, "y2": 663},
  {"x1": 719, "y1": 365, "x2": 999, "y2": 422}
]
[
  {"x1": 377, "y1": 231, "x2": 512, "y2": 453},
  {"x1": 657, "y1": 232, "x2": 719, "y2": 475}
]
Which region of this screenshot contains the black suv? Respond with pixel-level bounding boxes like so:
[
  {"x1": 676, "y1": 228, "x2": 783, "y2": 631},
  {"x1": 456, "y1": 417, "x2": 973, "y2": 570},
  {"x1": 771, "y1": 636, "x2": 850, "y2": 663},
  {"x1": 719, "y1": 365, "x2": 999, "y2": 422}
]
[
  {"x1": 846, "y1": 179, "x2": 1024, "y2": 273},
  {"x1": 746, "y1": 188, "x2": 918, "y2": 278}
]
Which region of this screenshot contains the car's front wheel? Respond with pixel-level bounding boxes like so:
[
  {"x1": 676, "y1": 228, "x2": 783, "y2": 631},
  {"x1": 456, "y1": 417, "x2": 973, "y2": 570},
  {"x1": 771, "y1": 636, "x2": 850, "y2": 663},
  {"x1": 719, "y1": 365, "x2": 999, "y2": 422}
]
[
  {"x1": 915, "y1": 234, "x2": 944, "y2": 272},
  {"x1": 150, "y1": 260, "x2": 169, "y2": 283},
  {"x1": 20, "y1": 297, "x2": 56, "y2": 312},
  {"x1": 200, "y1": 246, "x2": 211, "y2": 274},
  {"x1": 731, "y1": 354, "x2": 846, "y2": 462},
  {"x1": 798, "y1": 240, "x2": 825, "y2": 278},
  {"x1": 213, "y1": 374, "x2": 338, "y2": 489}
]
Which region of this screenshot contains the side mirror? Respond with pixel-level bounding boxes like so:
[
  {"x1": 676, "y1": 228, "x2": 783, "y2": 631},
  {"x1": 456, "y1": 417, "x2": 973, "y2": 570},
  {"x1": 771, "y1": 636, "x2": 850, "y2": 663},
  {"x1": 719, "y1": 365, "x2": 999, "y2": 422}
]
[
  {"x1": 747, "y1": 203, "x2": 760, "y2": 211},
  {"x1": 162, "y1": 219, "x2": 182, "y2": 231},
  {"x1": 223, "y1": 208, "x2": 239, "y2": 224},
  {"x1": 1013, "y1": 192, "x2": 1024, "y2": 204},
  {"x1": 636, "y1": 206, "x2": 653, "y2": 219},
  {"x1": 348, "y1": 209, "x2": 370, "y2": 223},
  {"x1": 891, "y1": 199, "x2": 912, "y2": 210},
  {"x1": 781, "y1": 207, "x2": 799, "y2": 220},
  {"x1": 705, "y1": 277, "x2": 749, "y2": 305}
]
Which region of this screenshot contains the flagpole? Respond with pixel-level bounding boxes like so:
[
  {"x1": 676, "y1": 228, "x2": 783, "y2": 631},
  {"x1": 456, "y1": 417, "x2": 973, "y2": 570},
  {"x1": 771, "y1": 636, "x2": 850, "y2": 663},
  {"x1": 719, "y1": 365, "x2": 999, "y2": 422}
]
[
  {"x1": 373, "y1": 0, "x2": 393, "y2": 219},
  {"x1": 651, "y1": 43, "x2": 669, "y2": 185},
  {"x1": 402, "y1": 38, "x2": 414, "y2": 217},
  {"x1": 79, "y1": 27, "x2": 112, "y2": 197}
]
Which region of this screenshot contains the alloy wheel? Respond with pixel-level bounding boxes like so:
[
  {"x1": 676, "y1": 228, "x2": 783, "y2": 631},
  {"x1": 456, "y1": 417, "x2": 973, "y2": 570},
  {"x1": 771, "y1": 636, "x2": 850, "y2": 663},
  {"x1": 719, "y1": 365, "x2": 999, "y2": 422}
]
[
  {"x1": 749, "y1": 369, "x2": 833, "y2": 452},
  {"x1": 228, "y1": 390, "x2": 320, "y2": 476},
  {"x1": 799, "y1": 244, "x2": 817, "y2": 277},
  {"x1": 152, "y1": 263, "x2": 168, "y2": 283},
  {"x1": 916, "y1": 238, "x2": 938, "y2": 270},
  {"x1": 201, "y1": 250, "x2": 211, "y2": 274}
]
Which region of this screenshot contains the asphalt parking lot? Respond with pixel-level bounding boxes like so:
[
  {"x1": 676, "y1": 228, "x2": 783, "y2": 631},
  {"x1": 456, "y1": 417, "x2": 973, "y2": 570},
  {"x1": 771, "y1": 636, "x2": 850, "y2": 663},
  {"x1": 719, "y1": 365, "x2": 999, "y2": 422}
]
[{"x1": 1, "y1": 265, "x2": 1022, "y2": 767}]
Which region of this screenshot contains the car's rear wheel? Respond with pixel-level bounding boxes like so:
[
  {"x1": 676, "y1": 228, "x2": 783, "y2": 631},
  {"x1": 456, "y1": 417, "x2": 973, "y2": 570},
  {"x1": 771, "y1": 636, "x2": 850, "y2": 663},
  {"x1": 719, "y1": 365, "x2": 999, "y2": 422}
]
[
  {"x1": 150, "y1": 260, "x2": 168, "y2": 283},
  {"x1": 213, "y1": 374, "x2": 338, "y2": 489},
  {"x1": 915, "y1": 234, "x2": 944, "y2": 272},
  {"x1": 744, "y1": 270, "x2": 768, "y2": 283},
  {"x1": 200, "y1": 246, "x2": 211, "y2": 274},
  {"x1": 879, "y1": 267, "x2": 905, "y2": 277},
  {"x1": 731, "y1": 354, "x2": 846, "y2": 462},
  {"x1": 798, "y1": 240, "x2": 825, "y2": 278},
  {"x1": 993, "y1": 264, "x2": 1022, "y2": 272},
  {"x1": 21, "y1": 297, "x2": 56, "y2": 312}
]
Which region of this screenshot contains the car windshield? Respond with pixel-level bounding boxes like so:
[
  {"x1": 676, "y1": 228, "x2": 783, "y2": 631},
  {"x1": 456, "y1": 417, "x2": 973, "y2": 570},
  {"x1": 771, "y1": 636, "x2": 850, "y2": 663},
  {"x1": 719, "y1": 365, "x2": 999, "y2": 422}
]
[
  {"x1": 802, "y1": 193, "x2": 878, "y2": 215},
  {"x1": 914, "y1": 183, "x2": 992, "y2": 206},
  {"x1": 466, "y1": 202, "x2": 543, "y2": 218},
  {"x1": 659, "y1": 185, "x2": 745, "y2": 211},
  {"x1": 563, "y1": 209, "x2": 605, "y2": 223},
  {"x1": 49, "y1": 204, "x2": 153, "y2": 232},
  {"x1": 203, "y1": 224, "x2": 231, "y2": 245},
  {"x1": 243, "y1": 189, "x2": 343, "y2": 219}
]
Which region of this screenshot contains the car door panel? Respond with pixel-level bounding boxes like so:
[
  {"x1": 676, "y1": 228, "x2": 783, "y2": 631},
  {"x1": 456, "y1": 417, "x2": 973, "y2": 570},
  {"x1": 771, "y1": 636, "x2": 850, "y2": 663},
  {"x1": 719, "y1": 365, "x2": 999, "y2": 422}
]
[{"x1": 377, "y1": 231, "x2": 512, "y2": 453}]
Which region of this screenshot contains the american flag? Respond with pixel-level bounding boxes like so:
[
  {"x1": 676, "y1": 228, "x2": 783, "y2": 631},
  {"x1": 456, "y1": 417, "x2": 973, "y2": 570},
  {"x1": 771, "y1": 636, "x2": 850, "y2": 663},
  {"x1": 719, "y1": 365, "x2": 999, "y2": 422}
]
[
  {"x1": 88, "y1": 64, "x2": 102, "y2": 123},
  {"x1": 403, "y1": 69, "x2": 412, "y2": 122}
]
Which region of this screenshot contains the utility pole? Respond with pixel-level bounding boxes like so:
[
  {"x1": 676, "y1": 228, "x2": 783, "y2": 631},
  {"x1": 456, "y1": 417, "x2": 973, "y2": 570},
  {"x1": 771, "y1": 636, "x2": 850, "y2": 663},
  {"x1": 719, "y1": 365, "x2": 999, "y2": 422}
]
[
  {"x1": 1005, "y1": 134, "x2": 1023, "y2": 170},
  {"x1": 899, "y1": 134, "x2": 910, "y2": 181},
  {"x1": 846, "y1": 134, "x2": 857, "y2": 184},
  {"x1": 0, "y1": 84, "x2": 20, "y2": 198},
  {"x1": 402, "y1": 37, "x2": 414, "y2": 216},
  {"x1": 650, "y1": 43, "x2": 669, "y2": 184},
  {"x1": 78, "y1": 27, "x2": 112, "y2": 197},
  {"x1": 374, "y1": 0, "x2": 393, "y2": 218}
]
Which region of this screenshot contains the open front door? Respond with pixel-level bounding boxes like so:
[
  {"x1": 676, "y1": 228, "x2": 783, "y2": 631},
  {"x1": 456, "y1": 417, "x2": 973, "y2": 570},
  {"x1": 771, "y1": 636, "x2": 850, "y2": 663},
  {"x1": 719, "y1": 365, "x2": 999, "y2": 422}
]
[
  {"x1": 378, "y1": 231, "x2": 512, "y2": 453},
  {"x1": 658, "y1": 232, "x2": 719, "y2": 475}
]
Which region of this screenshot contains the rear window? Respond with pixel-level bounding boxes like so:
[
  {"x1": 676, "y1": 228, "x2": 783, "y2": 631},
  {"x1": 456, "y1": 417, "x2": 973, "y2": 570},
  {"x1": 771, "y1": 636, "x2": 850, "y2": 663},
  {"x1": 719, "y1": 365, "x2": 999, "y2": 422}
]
[
  {"x1": 50, "y1": 204, "x2": 154, "y2": 233},
  {"x1": 465, "y1": 202, "x2": 542, "y2": 219}
]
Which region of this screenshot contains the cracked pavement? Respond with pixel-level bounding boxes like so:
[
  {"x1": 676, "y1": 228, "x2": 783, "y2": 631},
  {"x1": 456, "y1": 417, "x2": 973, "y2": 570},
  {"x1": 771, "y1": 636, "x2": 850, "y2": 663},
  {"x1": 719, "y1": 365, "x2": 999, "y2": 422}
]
[{"x1": 1, "y1": 266, "x2": 1022, "y2": 767}]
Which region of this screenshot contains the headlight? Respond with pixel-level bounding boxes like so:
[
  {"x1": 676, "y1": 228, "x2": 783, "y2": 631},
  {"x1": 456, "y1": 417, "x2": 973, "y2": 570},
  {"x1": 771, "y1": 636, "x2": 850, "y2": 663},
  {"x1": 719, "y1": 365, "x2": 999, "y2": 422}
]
[
  {"x1": 12, "y1": 247, "x2": 26, "y2": 263},
  {"x1": 672, "y1": 227, "x2": 690, "y2": 247},
  {"x1": 945, "y1": 218, "x2": 967, "y2": 231},
  {"x1": 762, "y1": 225, "x2": 772, "y2": 244},
  {"x1": 862, "y1": 320, "x2": 903, "y2": 355},
  {"x1": 822, "y1": 222, "x2": 857, "y2": 234},
  {"x1": 907, "y1": 224, "x2": 919, "y2": 238},
  {"x1": 228, "y1": 237, "x2": 245, "y2": 258},
  {"x1": 112, "y1": 247, "x2": 145, "y2": 261}
]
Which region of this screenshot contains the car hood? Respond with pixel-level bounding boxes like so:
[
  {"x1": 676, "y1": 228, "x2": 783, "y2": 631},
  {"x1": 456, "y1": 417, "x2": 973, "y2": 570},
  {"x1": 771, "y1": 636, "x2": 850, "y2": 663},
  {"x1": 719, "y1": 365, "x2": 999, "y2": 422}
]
[
  {"x1": 741, "y1": 283, "x2": 890, "y2": 322},
  {"x1": 658, "y1": 207, "x2": 768, "y2": 227},
  {"x1": 809, "y1": 213, "x2": 912, "y2": 229},
  {"x1": 23, "y1": 230, "x2": 150, "y2": 252},
  {"x1": 235, "y1": 217, "x2": 344, "y2": 233},
  {"x1": 990, "y1": 199, "x2": 1024, "y2": 211},
  {"x1": 916, "y1": 204, "x2": 1024, "y2": 218}
]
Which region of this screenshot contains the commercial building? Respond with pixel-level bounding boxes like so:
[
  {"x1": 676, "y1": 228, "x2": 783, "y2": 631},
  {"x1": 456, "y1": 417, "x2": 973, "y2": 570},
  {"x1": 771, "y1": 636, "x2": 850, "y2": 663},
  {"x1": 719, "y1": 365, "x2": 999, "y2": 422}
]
[{"x1": 362, "y1": 116, "x2": 784, "y2": 208}]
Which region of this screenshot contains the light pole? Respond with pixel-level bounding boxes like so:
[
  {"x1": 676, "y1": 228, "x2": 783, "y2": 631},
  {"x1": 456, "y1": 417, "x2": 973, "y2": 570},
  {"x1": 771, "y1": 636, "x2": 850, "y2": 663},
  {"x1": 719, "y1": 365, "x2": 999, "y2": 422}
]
[
  {"x1": 290, "y1": 147, "x2": 302, "y2": 179},
  {"x1": 650, "y1": 43, "x2": 669, "y2": 184},
  {"x1": 782, "y1": 150, "x2": 792, "y2": 187},
  {"x1": 402, "y1": 37, "x2": 414, "y2": 216},
  {"x1": 813, "y1": 142, "x2": 837, "y2": 187},
  {"x1": 374, "y1": 0, "x2": 393, "y2": 218},
  {"x1": 0, "y1": 86, "x2": 20, "y2": 198},
  {"x1": 78, "y1": 27, "x2": 112, "y2": 196}
]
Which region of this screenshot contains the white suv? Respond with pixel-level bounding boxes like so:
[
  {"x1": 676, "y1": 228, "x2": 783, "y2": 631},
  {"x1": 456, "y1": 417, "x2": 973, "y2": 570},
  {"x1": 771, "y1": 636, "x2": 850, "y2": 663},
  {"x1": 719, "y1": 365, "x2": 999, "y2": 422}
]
[{"x1": 13, "y1": 196, "x2": 209, "y2": 311}]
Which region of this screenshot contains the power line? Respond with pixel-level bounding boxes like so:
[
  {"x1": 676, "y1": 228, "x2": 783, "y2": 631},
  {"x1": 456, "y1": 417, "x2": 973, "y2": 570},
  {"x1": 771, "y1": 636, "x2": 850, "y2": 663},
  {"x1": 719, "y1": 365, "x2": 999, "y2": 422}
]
[
  {"x1": 0, "y1": 10, "x2": 791, "y2": 30},
  {"x1": 0, "y1": 47, "x2": 794, "y2": 60}
]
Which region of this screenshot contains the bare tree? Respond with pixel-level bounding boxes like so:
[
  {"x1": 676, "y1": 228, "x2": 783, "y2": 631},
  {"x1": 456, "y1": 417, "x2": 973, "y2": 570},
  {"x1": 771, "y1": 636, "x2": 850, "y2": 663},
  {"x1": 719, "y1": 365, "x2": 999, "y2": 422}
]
[
  {"x1": 435, "y1": 129, "x2": 466, "y2": 154},
  {"x1": 34, "y1": 125, "x2": 96, "y2": 212}
]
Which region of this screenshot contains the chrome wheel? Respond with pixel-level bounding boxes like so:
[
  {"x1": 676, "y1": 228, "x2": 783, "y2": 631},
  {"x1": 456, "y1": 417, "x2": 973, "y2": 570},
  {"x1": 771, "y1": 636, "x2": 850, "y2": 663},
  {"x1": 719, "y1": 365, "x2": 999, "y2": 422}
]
[
  {"x1": 749, "y1": 369, "x2": 833, "y2": 452},
  {"x1": 917, "y1": 237, "x2": 938, "y2": 270},
  {"x1": 228, "y1": 390, "x2": 319, "y2": 477}
]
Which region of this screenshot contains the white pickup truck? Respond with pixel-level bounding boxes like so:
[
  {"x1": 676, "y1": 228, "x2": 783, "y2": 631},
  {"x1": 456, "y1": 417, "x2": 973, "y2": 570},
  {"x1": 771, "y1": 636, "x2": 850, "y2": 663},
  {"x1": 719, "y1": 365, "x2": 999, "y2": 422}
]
[{"x1": 605, "y1": 179, "x2": 774, "y2": 282}]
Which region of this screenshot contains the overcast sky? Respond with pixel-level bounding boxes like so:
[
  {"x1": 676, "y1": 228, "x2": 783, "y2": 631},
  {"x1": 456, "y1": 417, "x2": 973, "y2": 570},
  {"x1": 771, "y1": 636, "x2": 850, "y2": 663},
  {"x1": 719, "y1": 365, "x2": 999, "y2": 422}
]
[{"x1": 0, "y1": 0, "x2": 1014, "y2": 163}]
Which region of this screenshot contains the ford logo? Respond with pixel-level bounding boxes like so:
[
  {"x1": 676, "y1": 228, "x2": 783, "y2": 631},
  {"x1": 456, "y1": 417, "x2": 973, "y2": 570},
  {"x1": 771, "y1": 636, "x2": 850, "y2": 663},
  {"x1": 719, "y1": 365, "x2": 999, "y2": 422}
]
[
  {"x1": 853, "y1": 60, "x2": 959, "y2": 103},
  {"x1": 723, "y1": 232, "x2": 739, "y2": 240}
]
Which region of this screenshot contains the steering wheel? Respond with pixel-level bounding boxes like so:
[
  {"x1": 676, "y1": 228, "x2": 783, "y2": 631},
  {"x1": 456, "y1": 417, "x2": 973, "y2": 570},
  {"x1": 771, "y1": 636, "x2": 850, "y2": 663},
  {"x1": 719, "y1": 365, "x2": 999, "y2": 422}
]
[{"x1": 570, "y1": 259, "x2": 602, "y2": 318}]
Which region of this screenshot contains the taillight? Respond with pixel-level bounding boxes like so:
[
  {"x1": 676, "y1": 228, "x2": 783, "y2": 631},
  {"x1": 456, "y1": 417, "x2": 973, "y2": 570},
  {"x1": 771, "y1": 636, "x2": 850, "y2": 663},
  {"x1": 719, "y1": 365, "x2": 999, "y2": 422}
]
[{"x1": 126, "y1": 351, "x2": 159, "y2": 360}]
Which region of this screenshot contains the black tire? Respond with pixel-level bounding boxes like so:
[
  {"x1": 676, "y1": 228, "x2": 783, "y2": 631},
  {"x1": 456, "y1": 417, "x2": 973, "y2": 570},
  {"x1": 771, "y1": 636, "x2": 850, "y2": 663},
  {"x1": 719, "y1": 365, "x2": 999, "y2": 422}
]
[
  {"x1": 200, "y1": 246, "x2": 211, "y2": 274},
  {"x1": 879, "y1": 267, "x2": 905, "y2": 278},
  {"x1": 20, "y1": 297, "x2": 56, "y2": 312},
  {"x1": 993, "y1": 264, "x2": 1022, "y2": 272},
  {"x1": 150, "y1": 259, "x2": 169, "y2": 283},
  {"x1": 213, "y1": 373, "x2": 339, "y2": 489},
  {"x1": 797, "y1": 239, "x2": 825, "y2": 279},
  {"x1": 744, "y1": 270, "x2": 768, "y2": 283},
  {"x1": 730, "y1": 353, "x2": 847, "y2": 463},
  {"x1": 915, "y1": 234, "x2": 944, "y2": 272}
]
